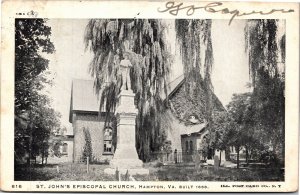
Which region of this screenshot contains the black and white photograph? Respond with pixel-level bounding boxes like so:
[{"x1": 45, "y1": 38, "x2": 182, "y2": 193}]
[
  {"x1": 1, "y1": 0, "x2": 299, "y2": 192},
  {"x1": 14, "y1": 18, "x2": 286, "y2": 181}
]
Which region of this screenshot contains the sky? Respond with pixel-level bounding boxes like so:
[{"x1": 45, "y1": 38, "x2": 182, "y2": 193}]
[{"x1": 45, "y1": 19, "x2": 250, "y2": 128}]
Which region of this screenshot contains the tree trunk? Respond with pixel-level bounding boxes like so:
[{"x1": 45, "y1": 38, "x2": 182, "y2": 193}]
[
  {"x1": 245, "y1": 145, "x2": 249, "y2": 166},
  {"x1": 26, "y1": 137, "x2": 30, "y2": 166},
  {"x1": 236, "y1": 146, "x2": 240, "y2": 169},
  {"x1": 27, "y1": 156, "x2": 30, "y2": 166},
  {"x1": 28, "y1": 120, "x2": 33, "y2": 166},
  {"x1": 219, "y1": 150, "x2": 222, "y2": 166},
  {"x1": 41, "y1": 144, "x2": 44, "y2": 165},
  {"x1": 273, "y1": 142, "x2": 277, "y2": 157}
]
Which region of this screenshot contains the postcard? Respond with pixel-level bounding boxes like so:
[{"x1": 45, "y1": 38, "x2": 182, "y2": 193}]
[{"x1": 1, "y1": 0, "x2": 299, "y2": 192}]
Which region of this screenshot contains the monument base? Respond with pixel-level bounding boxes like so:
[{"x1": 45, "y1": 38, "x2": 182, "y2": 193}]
[
  {"x1": 109, "y1": 158, "x2": 143, "y2": 169},
  {"x1": 104, "y1": 158, "x2": 149, "y2": 175},
  {"x1": 104, "y1": 167, "x2": 149, "y2": 175}
]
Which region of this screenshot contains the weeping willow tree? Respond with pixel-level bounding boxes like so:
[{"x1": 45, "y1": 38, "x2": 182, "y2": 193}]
[
  {"x1": 84, "y1": 19, "x2": 173, "y2": 161},
  {"x1": 175, "y1": 20, "x2": 216, "y2": 151},
  {"x1": 245, "y1": 20, "x2": 285, "y2": 161}
]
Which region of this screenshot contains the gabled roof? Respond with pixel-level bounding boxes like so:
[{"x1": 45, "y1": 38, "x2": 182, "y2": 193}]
[
  {"x1": 69, "y1": 75, "x2": 225, "y2": 123},
  {"x1": 180, "y1": 122, "x2": 208, "y2": 136},
  {"x1": 167, "y1": 75, "x2": 226, "y2": 112},
  {"x1": 71, "y1": 79, "x2": 100, "y2": 112},
  {"x1": 69, "y1": 76, "x2": 186, "y2": 123},
  {"x1": 69, "y1": 79, "x2": 100, "y2": 123},
  {"x1": 167, "y1": 74, "x2": 184, "y2": 98}
]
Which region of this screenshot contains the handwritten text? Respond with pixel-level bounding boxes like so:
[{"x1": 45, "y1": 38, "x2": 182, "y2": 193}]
[{"x1": 157, "y1": 1, "x2": 294, "y2": 25}]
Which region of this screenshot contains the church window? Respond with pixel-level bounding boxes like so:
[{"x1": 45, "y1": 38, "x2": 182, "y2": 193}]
[
  {"x1": 62, "y1": 143, "x2": 68, "y2": 154},
  {"x1": 104, "y1": 140, "x2": 112, "y2": 152},
  {"x1": 103, "y1": 127, "x2": 113, "y2": 153}
]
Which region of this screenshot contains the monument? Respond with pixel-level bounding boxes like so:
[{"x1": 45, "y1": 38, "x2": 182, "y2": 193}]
[{"x1": 104, "y1": 51, "x2": 149, "y2": 175}]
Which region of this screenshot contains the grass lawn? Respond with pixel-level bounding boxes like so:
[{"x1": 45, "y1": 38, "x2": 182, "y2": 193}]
[
  {"x1": 15, "y1": 162, "x2": 284, "y2": 181},
  {"x1": 15, "y1": 163, "x2": 115, "y2": 181},
  {"x1": 154, "y1": 164, "x2": 284, "y2": 181}
]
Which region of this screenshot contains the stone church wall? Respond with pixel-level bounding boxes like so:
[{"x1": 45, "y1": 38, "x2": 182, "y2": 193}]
[{"x1": 73, "y1": 112, "x2": 105, "y2": 162}]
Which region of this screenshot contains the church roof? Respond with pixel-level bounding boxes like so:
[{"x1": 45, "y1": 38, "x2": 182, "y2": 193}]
[
  {"x1": 167, "y1": 74, "x2": 184, "y2": 97},
  {"x1": 161, "y1": 110, "x2": 208, "y2": 136},
  {"x1": 166, "y1": 74, "x2": 225, "y2": 111},
  {"x1": 69, "y1": 75, "x2": 225, "y2": 123},
  {"x1": 71, "y1": 79, "x2": 100, "y2": 112},
  {"x1": 180, "y1": 122, "x2": 207, "y2": 136},
  {"x1": 69, "y1": 76, "x2": 185, "y2": 123},
  {"x1": 69, "y1": 79, "x2": 101, "y2": 122}
]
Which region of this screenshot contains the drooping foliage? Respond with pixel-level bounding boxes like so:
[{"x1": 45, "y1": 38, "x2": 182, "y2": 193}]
[
  {"x1": 175, "y1": 19, "x2": 214, "y2": 123},
  {"x1": 245, "y1": 20, "x2": 285, "y2": 84},
  {"x1": 245, "y1": 20, "x2": 285, "y2": 160},
  {"x1": 175, "y1": 20, "x2": 218, "y2": 156},
  {"x1": 84, "y1": 19, "x2": 173, "y2": 161}
]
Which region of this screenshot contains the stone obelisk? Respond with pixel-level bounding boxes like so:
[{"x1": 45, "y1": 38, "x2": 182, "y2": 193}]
[{"x1": 104, "y1": 52, "x2": 149, "y2": 175}]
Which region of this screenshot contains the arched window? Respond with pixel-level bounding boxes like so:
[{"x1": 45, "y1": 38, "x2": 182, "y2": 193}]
[
  {"x1": 62, "y1": 143, "x2": 68, "y2": 154},
  {"x1": 104, "y1": 127, "x2": 113, "y2": 153},
  {"x1": 104, "y1": 127, "x2": 112, "y2": 140}
]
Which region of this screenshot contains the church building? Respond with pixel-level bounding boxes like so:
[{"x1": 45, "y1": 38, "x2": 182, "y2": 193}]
[
  {"x1": 68, "y1": 75, "x2": 225, "y2": 163},
  {"x1": 69, "y1": 79, "x2": 114, "y2": 163}
]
